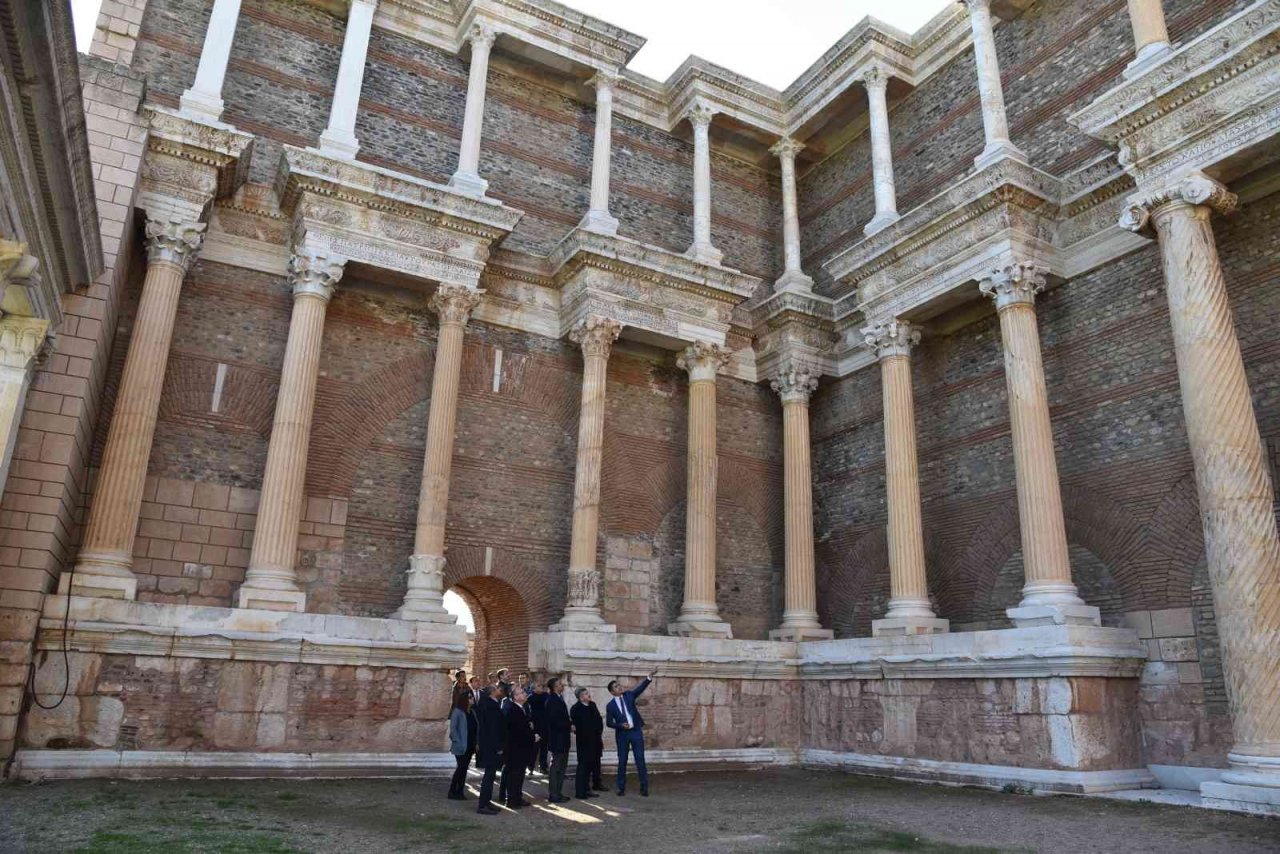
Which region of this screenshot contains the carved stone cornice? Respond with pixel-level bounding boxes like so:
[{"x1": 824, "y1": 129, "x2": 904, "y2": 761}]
[
  {"x1": 770, "y1": 360, "x2": 820, "y2": 404},
  {"x1": 979, "y1": 261, "x2": 1049, "y2": 310},
  {"x1": 430, "y1": 283, "x2": 484, "y2": 326},
  {"x1": 862, "y1": 318, "x2": 921, "y2": 360},
  {"x1": 288, "y1": 250, "x2": 347, "y2": 303},
  {"x1": 0, "y1": 315, "x2": 51, "y2": 371},
  {"x1": 569, "y1": 315, "x2": 623, "y2": 359},
  {"x1": 1118, "y1": 171, "x2": 1239, "y2": 237},
  {"x1": 144, "y1": 218, "x2": 206, "y2": 271},
  {"x1": 139, "y1": 108, "x2": 255, "y2": 222},
  {"x1": 678, "y1": 341, "x2": 731, "y2": 382},
  {"x1": 1070, "y1": 2, "x2": 1280, "y2": 191}
]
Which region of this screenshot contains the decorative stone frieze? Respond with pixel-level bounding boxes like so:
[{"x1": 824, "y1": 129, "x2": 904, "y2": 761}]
[{"x1": 139, "y1": 107, "x2": 255, "y2": 222}]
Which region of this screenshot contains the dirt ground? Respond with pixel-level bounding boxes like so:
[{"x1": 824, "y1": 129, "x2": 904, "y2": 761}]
[{"x1": 1, "y1": 767, "x2": 1277, "y2": 853}]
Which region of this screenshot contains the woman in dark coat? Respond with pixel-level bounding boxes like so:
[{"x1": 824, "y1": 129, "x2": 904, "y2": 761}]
[{"x1": 447, "y1": 689, "x2": 478, "y2": 800}]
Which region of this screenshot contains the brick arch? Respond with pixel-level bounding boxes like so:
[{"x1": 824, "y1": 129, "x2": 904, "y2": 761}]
[
  {"x1": 944, "y1": 496, "x2": 1022, "y2": 618},
  {"x1": 1139, "y1": 471, "x2": 1203, "y2": 607},
  {"x1": 157, "y1": 356, "x2": 277, "y2": 437},
  {"x1": 447, "y1": 575, "x2": 529, "y2": 681},
  {"x1": 446, "y1": 546, "x2": 558, "y2": 674},
  {"x1": 600, "y1": 432, "x2": 683, "y2": 537},
  {"x1": 815, "y1": 525, "x2": 889, "y2": 639}
]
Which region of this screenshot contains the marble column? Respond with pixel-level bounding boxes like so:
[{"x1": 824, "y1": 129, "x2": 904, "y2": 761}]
[
  {"x1": 68, "y1": 218, "x2": 205, "y2": 600},
  {"x1": 770, "y1": 138, "x2": 813, "y2": 293},
  {"x1": 178, "y1": 0, "x2": 243, "y2": 122},
  {"x1": 980, "y1": 262, "x2": 1099, "y2": 627},
  {"x1": 961, "y1": 0, "x2": 1027, "y2": 170},
  {"x1": 861, "y1": 64, "x2": 901, "y2": 236},
  {"x1": 392, "y1": 284, "x2": 483, "y2": 622},
  {"x1": 579, "y1": 70, "x2": 621, "y2": 235},
  {"x1": 1125, "y1": 0, "x2": 1173, "y2": 78},
  {"x1": 238, "y1": 250, "x2": 346, "y2": 612},
  {"x1": 862, "y1": 320, "x2": 949, "y2": 636},
  {"x1": 669, "y1": 342, "x2": 733, "y2": 638},
  {"x1": 685, "y1": 101, "x2": 724, "y2": 266},
  {"x1": 317, "y1": 0, "x2": 378, "y2": 159},
  {"x1": 449, "y1": 25, "x2": 497, "y2": 198},
  {"x1": 0, "y1": 315, "x2": 50, "y2": 499},
  {"x1": 551, "y1": 315, "x2": 623, "y2": 632},
  {"x1": 1120, "y1": 173, "x2": 1280, "y2": 812},
  {"x1": 768, "y1": 361, "x2": 832, "y2": 641}
]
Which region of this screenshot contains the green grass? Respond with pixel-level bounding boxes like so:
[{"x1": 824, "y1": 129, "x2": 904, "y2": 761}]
[
  {"x1": 76, "y1": 829, "x2": 299, "y2": 853},
  {"x1": 775, "y1": 818, "x2": 1011, "y2": 854}
]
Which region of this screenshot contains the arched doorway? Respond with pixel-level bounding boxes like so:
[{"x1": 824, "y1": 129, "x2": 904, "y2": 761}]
[{"x1": 446, "y1": 576, "x2": 530, "y2": 679}]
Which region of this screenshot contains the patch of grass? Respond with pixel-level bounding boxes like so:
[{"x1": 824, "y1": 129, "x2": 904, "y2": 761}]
[
  {"x1": 76, "y1": 829, "x2": 299, "y2": 854},
  {"x1": 778, "y1": 818, "x2": 1010, "y2": 854},
  {"x1": 276, "y1": 792, "x2": 300, "y2": 802},
  {"x1": 386, "y1": 812, "x2": 475, "y2": 840}
]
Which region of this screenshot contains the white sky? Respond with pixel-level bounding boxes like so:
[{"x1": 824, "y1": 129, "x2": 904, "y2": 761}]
[
  {"x1": 444, "y1": 589, "x2": 476, "y2": 633},
  {"x1": 71, "y1": 0, "x2": 951, "y2": 89}
]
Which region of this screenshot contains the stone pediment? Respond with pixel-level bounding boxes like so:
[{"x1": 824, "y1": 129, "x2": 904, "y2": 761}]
[
  {"x1": 549, "y1": 228, "x2": 760, "y2": 346},
  {"x1": 276, "y1": 145, "x2": 523, "y2": 289},
  {"x1": 1070, "y1": 1, "x2": 1280, "y2": 192},
  {"x1": 139, "y1": 107, "x2": 255, "y2": 222}
]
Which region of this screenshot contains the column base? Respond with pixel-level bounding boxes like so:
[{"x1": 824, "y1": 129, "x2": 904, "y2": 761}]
[
  {"x1": 62, "y1": 553, "x2": 137, "y2": 600},
  {"x1": 872, "y1": 616, "x2": 950, "y2": 637},
  {"x1": 668, "y1": 612, "x2": 734, "y2": 639},
  {"x1": 549, "y1": 606, "x2": 617, "y2": 633},
  {"x1": 447, "y1": 170, "x2": 489, "y2": 198},
  {"x1": 770, "y1": 625, "x2": 834, "y2": 641},
  {"x1": 315, "y1": 130, "x2": 360, "y2": 161},
  {"x1": 973, "y1": 140, "x2": 1029, "y2": 172},
  {"x1": 1205, "y1": 752, "x2": 1280, "y2": 814},
  {"x1": 773, "y1": 269, "x2": 814, "y2": 294},
  {"x1": 1124, "y1": 41, "x2": 1174, "y2": 80},
  {"x1": 1006, "y1": 603, "x2": 1100, "y2": 627},
  {"x1": 236, "y1": 586, "x2": 306, "y2": 613},
  {"x1": 684, "y1": 242, "x2": 724, "y2": 266},
  {"x1": 578, "y1": 209, "x2": 620, "y2": 236},
  {"x1": 863, "y1": 210, "x2": 901, "y2": 237},
  {"x1": 389, "y1": 554, "x2": 458, "y2": 623},
  {"x1": 177, "y1": 89, "x2": 225, "y2": 124}
]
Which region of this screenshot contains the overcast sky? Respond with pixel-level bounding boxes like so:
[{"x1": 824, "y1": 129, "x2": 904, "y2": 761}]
[{"x1": 71, "y1": 0, "x2": 951, "y2": 89}]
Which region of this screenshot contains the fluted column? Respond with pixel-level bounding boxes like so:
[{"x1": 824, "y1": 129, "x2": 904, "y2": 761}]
[
  {"x1": 770, "y1": 138, "x2": 813, "y2": 293},
  {"x1": 685, "y1": 101, "x2": 723, "y2": 266},
  {"x1": 1125, "y1": 0, "x2": 1173, "y2": 78},
  {"x1": 862, "y1": 320, "x2": 949, "y2": 636},
  {"x1": 961, "y1": 0, "x2": 1027, "y2": 170},
  {"x1": 178, "y1": 0, "x2": 243, "y2": 122},
  {"x1": 669, "y1": 342, "x2": 732, "y2": 638},
  {"x1": 861, "y1": 64, "x2": 901, "y2": 236},
  {"x1": 1121, "y1": 173, "x2": 1280, "y2": 809},
  {"x1": 551, "y1": 316, "x2": 623, "y2": 632},
  {"x1": 391, "y1": 284, "x2": 483, "y2": 622},
  {"x1": 68, "y1": 218, "x2": 205, "y2": 600},
  {"x1": 768, "y1": 362, "x2": 832, "y2": 641},
  {"x1": 449, "y1": 25, "x2": 497, "y2": 198},
  {"x1": 317, "y1": 0, "x2": 378, "y2": 159},
  {"x1": 980, "y1": 262, "x2": 1099, "y2": 627},
  {"x1": 579, "y1": 70, "x2": 620, "y2": 235},
  {"x1": 238, "y1": 250, "x2": 346, "y2": 612}
]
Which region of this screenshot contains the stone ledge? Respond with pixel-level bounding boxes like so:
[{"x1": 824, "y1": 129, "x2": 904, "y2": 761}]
[
  {"x1": 530, "y1": 625, "x2": 1146, "y2": 680},
  {"x1": 36, "y1": 596, "x2": 467, "y2": 669}
]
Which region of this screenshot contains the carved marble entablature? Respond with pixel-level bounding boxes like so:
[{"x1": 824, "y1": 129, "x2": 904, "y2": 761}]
[
  {"x1": 550, "y1": 228, "x2": 759, "y2": 347},
  {"x1": 138, "y1": 107, "x2": 255, "y2": 223},
  {"x1": 277, "y1": 146, "x2": 523, "y2": 288},
  {"x1": 1070, "y1": 1, "x2": 1280, "y2": 191},
  {"x1": 749, "y1": 288, "x2": 838, "y2": 382},
  {"x1": 823, "y1": 158, "x2": 1060, "y2": 323}
]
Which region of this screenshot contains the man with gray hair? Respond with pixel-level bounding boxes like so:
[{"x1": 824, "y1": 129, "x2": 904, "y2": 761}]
[{"x1": 569, "y1": 685, "x2": 605, "y2": 798}]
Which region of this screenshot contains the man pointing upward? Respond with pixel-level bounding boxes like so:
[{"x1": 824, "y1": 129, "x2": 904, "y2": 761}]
[{"x1": 605, "y1": 669, "x2": 657, "y2": 797}]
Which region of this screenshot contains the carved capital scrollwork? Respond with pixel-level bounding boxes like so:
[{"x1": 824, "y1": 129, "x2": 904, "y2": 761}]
[
  {"x1": 288, "y1": 250, "x2": 347, "y2": 302},
  {"x1": 1119, "y1": 170, "x2": 1238, "y2": 237},
  {"x1": 769, "y1": 137, "x2": 805, "y2": 161},
  {"x1": 859, "y1": 62, "x2": 891, "y2": 93},
  {"x1": 570, "y1": 315, "x2": 623, "y2": 360},
  {"x1": 861, "y1": 318, "x2": 921, "y2": 360},
  {"x1": 770, "y1": 360, "x2": 820, "y2": 404},
  {"x1": 677, "y1": 340, "x2": 730, "y2": 382},
  {"x1": 0, "y1": 316, "x2": 51, "y2": 371},
  {"x1": 430, "y1": 283, "x2": 484, "y2": 327},
  {"x1": 980, "y1": 261, "x2": 1049, "y2": 310},
  {"x1": 467, "y1": 24, "x2": 497, "y2": 51},
  {"x1": 144, "y1": 217, "x2": 206, "y2": 272},
  {"x1": 685, "y1": 99, "x2": 717, "y2": 130}
]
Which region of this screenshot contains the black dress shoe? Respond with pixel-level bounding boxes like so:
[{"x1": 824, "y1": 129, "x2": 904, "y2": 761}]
[
  {"x1": 447, "y1": 793, "x2": 464, "y2": 801},
  {"x1": 640, "y1": 787, "x2": 649, "y2": 797},
  {"x1": 616, "y1": 789, "x2": 625, "y2": 796},
  {"x1": 509, "y1": 800, "x2": 532, "y2": 809},
  {"x1": 592, "y1": 783, "x2": 607, "y2": 791},
  {"x1": 477, "y1": 804, "x2": 499, "y2": 815}
]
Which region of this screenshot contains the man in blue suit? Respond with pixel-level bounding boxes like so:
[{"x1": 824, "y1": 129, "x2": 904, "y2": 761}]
[{"x1": 605, "y1": 669, "x2": 656, "y2": 797}]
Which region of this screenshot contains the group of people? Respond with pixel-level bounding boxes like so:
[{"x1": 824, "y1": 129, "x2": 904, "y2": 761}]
[{"x1": 447, "y1": 666, "x2": 656, "y2": 815}]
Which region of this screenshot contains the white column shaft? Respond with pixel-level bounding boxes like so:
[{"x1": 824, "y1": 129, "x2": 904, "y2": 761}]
[
  {"x1": 449, "y1": 29, "x2": 495, "y2": 197},
  {"x1": 964, "y1": 0, "x2": 1026, "y2": 168},
  {"x1": 692, "y1": 121, "x2": 713, "y2": 248},
  {"x1": 580, "y1": 74, "x2": 620, "y2": 235},
  {"x1": 179, "y1": 0, "x2": 243, "y2": 121},
  {"x1": 318, "y1": 0, "x2": 377, "y2": 159},
  {"x1": 864, "y1": 74, "x2": 900, "y2": 233},
  {"x1": 779, "y1": 153, "x2": 801, "y2": 273}
]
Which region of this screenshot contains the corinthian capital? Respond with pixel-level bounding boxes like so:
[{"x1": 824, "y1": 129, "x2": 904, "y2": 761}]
[
  {"x1": 467, "y1": 24, "x2": 497, "y2": 51},
  {"x1": 430, "y1": 283, "x2": 484, "y2": 326},
  {"x1": 769, "y1": 137, "x2": 804, "y2": 161},
  {"x1": 960, "y1": 0, "x2": 992, "y2": 15},
  {"x1": 144, "y1": 217, "x2": 206, "y2": 271},
  {"x1": 588, "y1": 67, "x2": 620, "y2": 95},
  {"x1": 686, "y1": 99, "x2": 717, "y2": 130},
  {"x1": 288, "y1": 250, "x2": 347, "y2": 302},
  {"x1": 677, "y1": 341, "x2": 730, "y2": 382},
  {"x1": 862, "y1": 318, "x2": 921, "y2": 360},
  {"x1": 1118, "y1": 171, "x2": 1238, "y2": 236},
  {"x1": 570, "y1": 315, "x2": 623, "y2": 359},
  {"x1": 770, "y1": 360, "x2": 820, "y2": 404},
  {"x1": 979, "y1": 261, "x2": 1049, "y2": 310},
  {"x1": 859, "y1": 62, "x2": 891, "y2": 93},
  {"x1": 0, "y1": 316, "x2": 51, "y2": 370}
]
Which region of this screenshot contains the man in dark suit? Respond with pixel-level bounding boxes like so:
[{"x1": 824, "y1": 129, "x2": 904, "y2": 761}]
[
  {"x1": 527, "y1": 681, "x2": 550, "y2": 774},
  {"x1": 605, "y1": 670, "x2": 656, "y2": 797},
  {"x1": 541, "y1": 677, "x2": 573, "y2": 803},
  {"x1": 569, "y1": 686, "x2": 605, "y2": 798},
  {"x1": 503, "y1": 685, "x2": 539, "y2": 808},
  {"x1": 474, "y1": 684, "x2": 507, "y2": 815}
]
